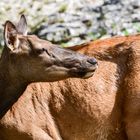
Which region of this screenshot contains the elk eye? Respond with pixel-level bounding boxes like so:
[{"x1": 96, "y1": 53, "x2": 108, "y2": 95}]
[
  {"x1": 37, "y1": 48, "x2": 55, "y2": 58},
  {"x1": 36, "y1": 49, "x2": 43, "y2": 54},
  {"x1": 36, "y1": 48, "x2": 46, "y2": 54},
  {"x1": 42, "y1": 48, "x2": 46, "y2": 52}
]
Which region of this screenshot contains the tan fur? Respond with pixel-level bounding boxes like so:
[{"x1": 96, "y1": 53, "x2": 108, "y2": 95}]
[
  {"x1": 0, "y1": 15, "x2": 97, "y2": 140},
  {"x1": 1, "y1": 34, "x2": 140, "y2": 140}
]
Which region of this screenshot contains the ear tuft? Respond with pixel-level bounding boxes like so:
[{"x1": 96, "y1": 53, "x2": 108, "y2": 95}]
[
  {"x1": 4, "y1": 21, "x2": 19, "y2": 51},
  {"x1": 16, "y1": 14, "x2": 27, "y2": 35},
  {"x1": 4, "y1": 21, "x2": 17, "y2": 37}
]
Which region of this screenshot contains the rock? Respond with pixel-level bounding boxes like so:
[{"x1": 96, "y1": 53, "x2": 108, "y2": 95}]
[{"x1": 0, "y1": 0, "x2": 140, "y2": 47}]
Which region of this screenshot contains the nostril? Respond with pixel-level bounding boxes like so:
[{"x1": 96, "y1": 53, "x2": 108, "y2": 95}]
[{"x1": 87, "y1": 58, "x2": 97, "y2": 65}]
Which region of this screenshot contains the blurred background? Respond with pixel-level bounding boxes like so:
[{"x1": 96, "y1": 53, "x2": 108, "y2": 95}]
[{"x1": 0, "y1": 0, "x2": 140, "y2": 47}]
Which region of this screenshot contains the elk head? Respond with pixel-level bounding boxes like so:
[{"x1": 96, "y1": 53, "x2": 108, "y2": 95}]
[{"x1": 2, "y1": 15, "x2": 97, "y2": 83}]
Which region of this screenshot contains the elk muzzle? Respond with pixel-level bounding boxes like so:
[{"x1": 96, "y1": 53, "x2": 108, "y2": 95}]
[
  {"x1": 53, "y1": 47, "x2": 98, "y2": 79},
  {"x1": 38, "y1": 45, "x2": 98, "y2": 81},
  {"x1": 67, "y1": 57, "x2": 98, "y2": 79}
]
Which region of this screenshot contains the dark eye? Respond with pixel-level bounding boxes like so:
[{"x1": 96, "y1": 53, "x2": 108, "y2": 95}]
[
  {"x1": 36, "y1": 48, "x2": 56, "y2": 58},
  {"x1": 35, "y1": 48, "x2": 47, "y2": 54},
  {"x1": 42, "y1": 48, "x2": 46, "y2": 52},
  {"x1": 36, "y1": 49, "x2": 44, "y2": 54}
]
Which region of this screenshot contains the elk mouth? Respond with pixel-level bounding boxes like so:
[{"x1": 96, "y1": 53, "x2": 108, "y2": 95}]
[
  {"x1": 69, "y1": 64, "x2": 97, "y2": 79},
  {"x1": 82, "y1": 67, "x2": 97, "y2": 79},
  {"x1": 79, "y1": 65, "x2": 97, "y2": 79}
]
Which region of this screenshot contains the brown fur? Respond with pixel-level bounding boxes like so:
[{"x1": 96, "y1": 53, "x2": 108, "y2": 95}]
[
  {"x1": 1, "y1": 16, "x2": 140, "y2": 140},
  {"x1": 0, "y1": 15, "x2": 97, "y2": 140},
  {"x1": 0, "y1": 15, "x2": 140, "y2": 140}
]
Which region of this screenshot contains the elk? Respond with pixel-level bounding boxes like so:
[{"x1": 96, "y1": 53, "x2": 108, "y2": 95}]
[
  {"x1": 0, "y1": 16, "x2": 140, "y2": 140},
  {"x1": 0, "y1": 15, "x2": 97, "y2": 140}
]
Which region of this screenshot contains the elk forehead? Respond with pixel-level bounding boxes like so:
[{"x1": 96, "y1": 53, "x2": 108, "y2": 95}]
[
  {"x1": 14, "y1": 35, "x2": 53, "y2": 53},
  {"x1": 27, "y1": 35, "x2": 53, "y2": 49}
]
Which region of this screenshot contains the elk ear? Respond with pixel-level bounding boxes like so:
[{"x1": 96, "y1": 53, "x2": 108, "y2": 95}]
[
  {"x1": 4, "y1": 21, "x2": 19, "y2": 51},
  {"x1": 16, "y1": 14, "x2": 27, "y2": 35}
]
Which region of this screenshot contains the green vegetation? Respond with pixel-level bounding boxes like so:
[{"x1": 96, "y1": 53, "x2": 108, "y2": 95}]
[
  {"x1": 0, "y1": 0, "x2": 140, "y2": 48},
  {"x1": 59, "y1": 4, "x2": 68, "y2": 13},
  {"x1": 133, "y1": 22, "x2": 140, "y2": 32}
]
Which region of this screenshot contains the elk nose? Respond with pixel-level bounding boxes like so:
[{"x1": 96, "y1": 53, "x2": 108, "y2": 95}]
[{"x1": 87, "y1": 58, "x2": 97, "y2": 65}]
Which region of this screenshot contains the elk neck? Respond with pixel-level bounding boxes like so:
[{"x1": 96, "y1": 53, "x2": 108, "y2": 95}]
[{"x1": 0, "y1": 48, "x2": 29, "y2": 119}]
